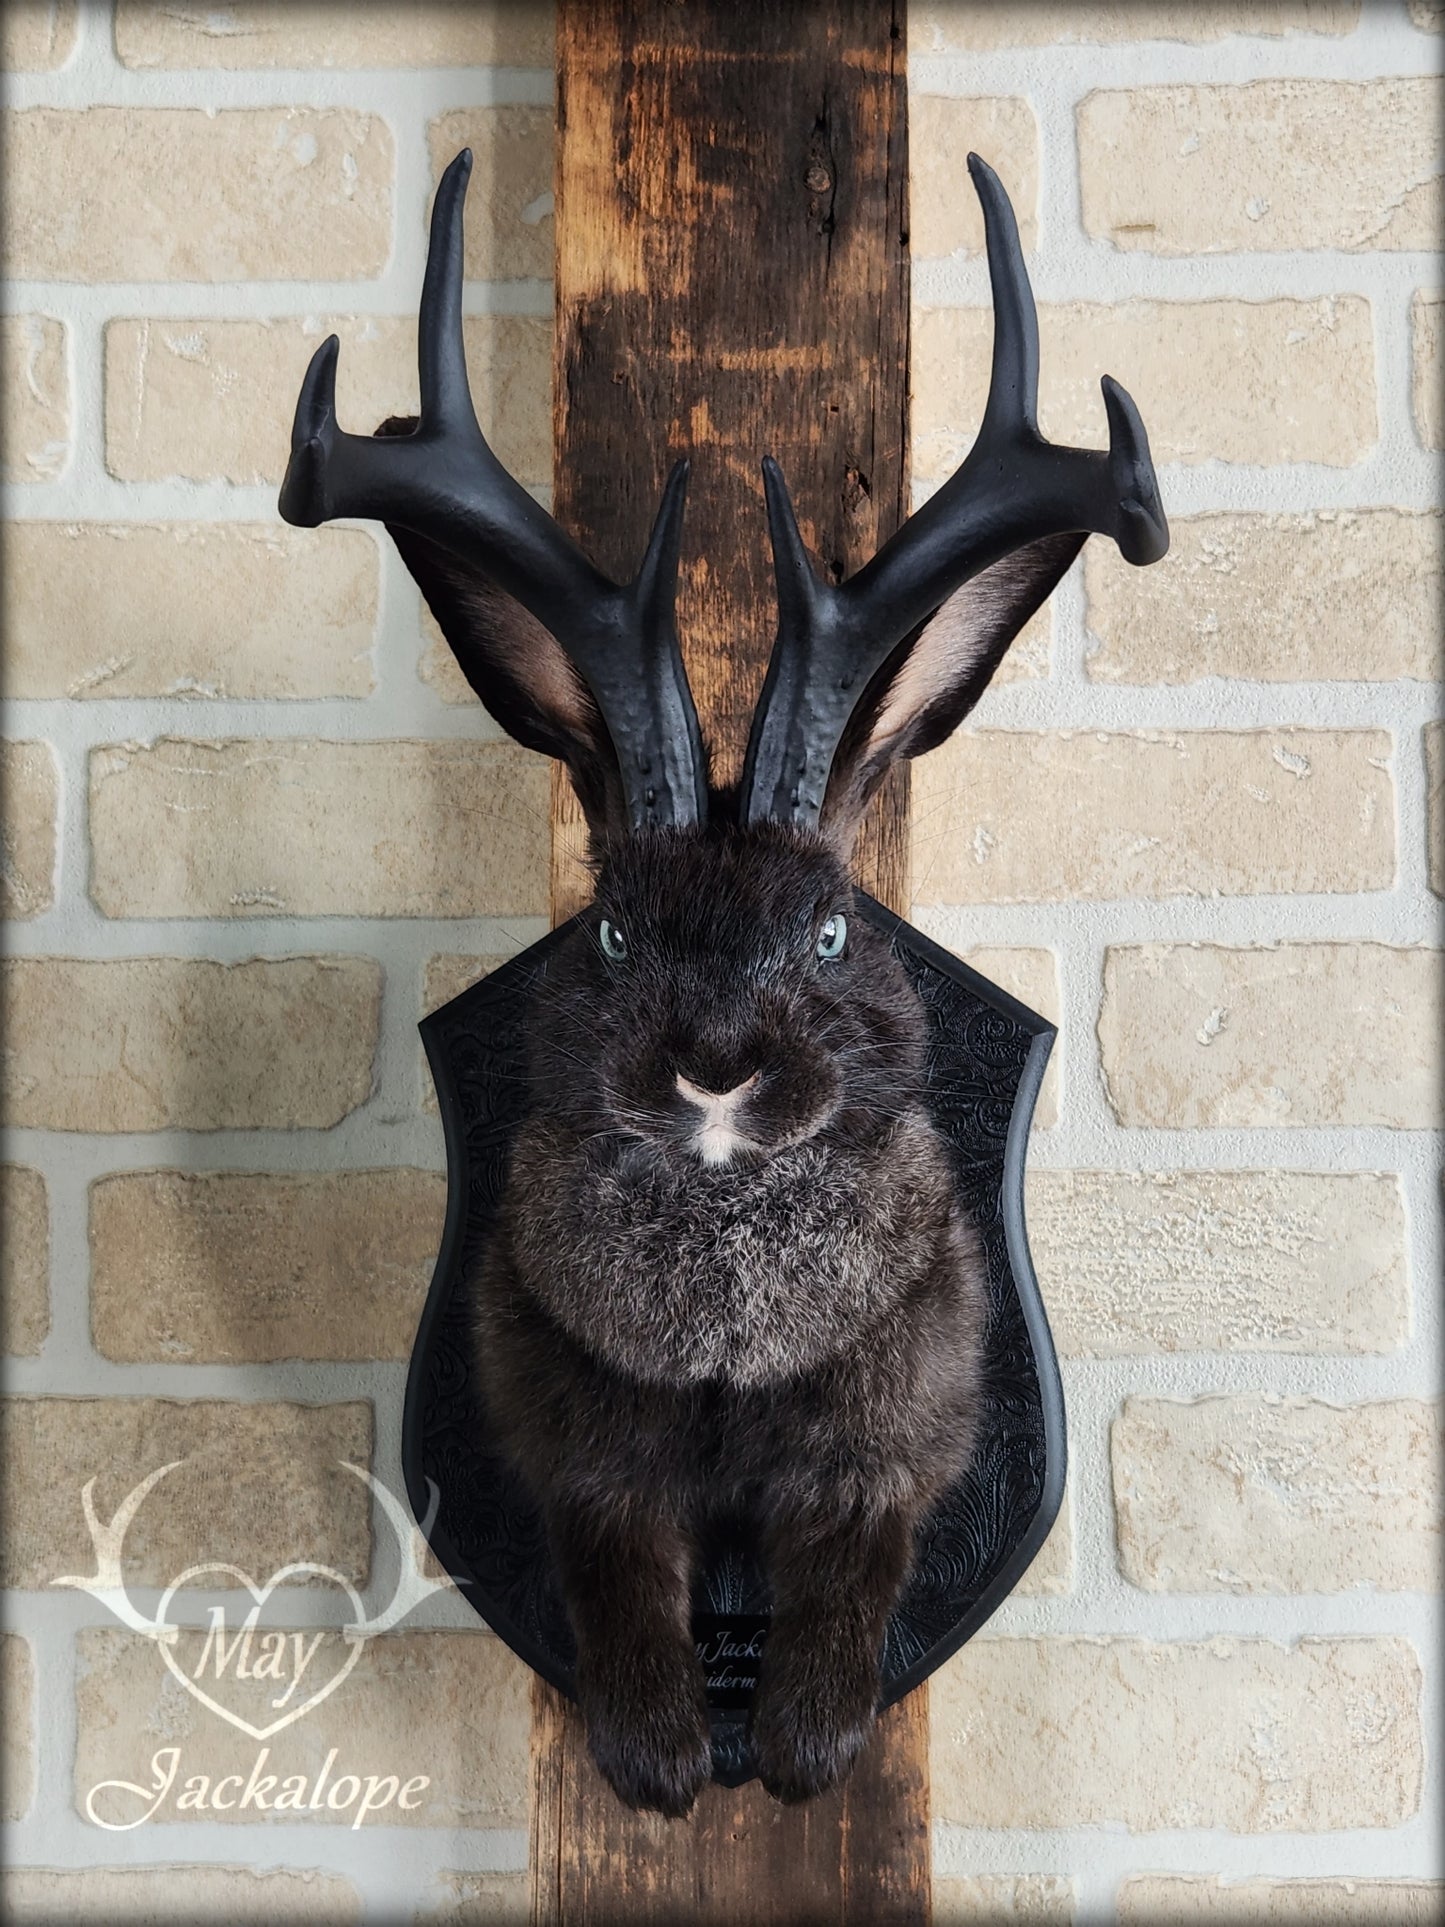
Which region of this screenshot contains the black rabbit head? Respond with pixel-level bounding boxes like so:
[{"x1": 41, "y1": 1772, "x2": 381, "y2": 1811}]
[
  {"x1": 277, "y1": 149, "x2": 1167, "y2": 1176},
  {"x1": 522, "y1": 819, "x2": 924, "y2": 1169}
]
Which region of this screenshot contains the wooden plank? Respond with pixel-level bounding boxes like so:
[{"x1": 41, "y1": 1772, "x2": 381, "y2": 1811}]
[
  {"x1": 550, "y1": 0, "x2": 911, "y2": 923},
  {"x1": 532, "y1": 1677, "x2": 928, "y2": 1925},
  {"x1": 540, "y1": 3, "x2": 925, "y2": 1918}
]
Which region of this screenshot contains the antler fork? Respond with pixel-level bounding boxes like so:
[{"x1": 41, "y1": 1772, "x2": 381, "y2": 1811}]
[
  {"x1": 741, "y1": 153, "x2": 1169, "y2": 829},
  {"x1": 54, "y1": 1463, "x2": 184, "y2": 1639},
  {"x1": 278, "y1": 149, "x2": 707, "y2": 830}
]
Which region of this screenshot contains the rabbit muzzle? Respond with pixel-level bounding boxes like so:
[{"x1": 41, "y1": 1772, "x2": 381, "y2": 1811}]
[
  {"x1": 674, "y1": 1069, "x2": 761, "y2": 1166},
  {"x1": 610, "y1": 1020, "x2": 844, "y2": 1168}
]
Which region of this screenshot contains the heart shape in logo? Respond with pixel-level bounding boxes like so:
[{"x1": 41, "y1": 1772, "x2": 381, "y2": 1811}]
[{"x1": 155, "y1": 1561, "x2": 367, "y2": 1740}]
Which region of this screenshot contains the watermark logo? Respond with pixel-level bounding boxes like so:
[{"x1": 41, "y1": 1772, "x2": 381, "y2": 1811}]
[{"x1": 55, "y1": 1461, "x2": 451, "y2": 1828}]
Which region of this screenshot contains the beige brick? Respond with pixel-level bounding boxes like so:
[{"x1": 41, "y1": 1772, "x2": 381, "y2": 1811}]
[
  {"x1": 90, "y1": 739, "x2": 549, "y2": 920},
  {"x1": 1085, "y1": 510, "x2": 1443, "y2": 685},
  {"x1": 3, "y1": 1867, "x2": 361, "y2": 1924},
  {"x1": 2, "y1": 1635, "x2": 34, "y2": 1821},
  {"x1": 1, "y1": 315, "x2": 68, "y2": 484},
  {"x1": 1099, "y1": 943, "x2": 1442, "y2": 1129},
  {"x1": 1413, "y1": 293, "x2": 1443, "y2": 451},
  {"x1": 0, "y1": 741, "x2": 58, "y2": 918},
  {"x1": 1, "y1": 1397, "x2": 371, "y2": 1590},
  {"x1": 932, "y1": 1636, "x2": 1421, "y2": 1830},
  {"x1": 1, "y1": 1166, "x2": 49, "y2": 1358},
  {"x1": 0, "y1": 1, "x2": 77, "y2": 69},
  {"x1": 425, "y1": 940, "x2": 505, "y2": 1007},
  {"x1": 1027, "y1": 1171, "x2": 1409, "y2": 1357},
  {"x1": 1, "y1": 956, "x2": 379, "y2": 1131},
  {"x1": 994, "y1": 601, "x2": 1051, "y2": 681},
  {"x1": 913, "y1": 730, "x2": 1393, "y2": 905},
  {"x1": 3, "y1": 524, "x2": 379, "y2": 700},
  {"x1": 430, "y1": 108, "x2": 554, "y2": 281},
  {"x1": 105, "y1": 314, "x2": 550, "y2": 488},
  {"x1": 1409, "y1": 0, "x2": 1445, "y2": 29},
  {"x1": 422, "y1": 955, "x2": 510, "y2": 1110},
  {"x1": 934, "y1": 1878, "x2": 1075, "y2": 1924},
  {"x1": 941, "y1": 947, "x2": 1060, "y2": 1128},
  {"x1": 1114, "y1": 1396, "x2": 1443, "y2": 1593},
  {"x1": 913, "y1": 299, "x2": 1375, "y2": 472},
  {"x1": 421, "y1": 610, "x2": 478, "y2": 704},
  {"x1": 1119, "y1": 1876, "x2": 1445, "y2": 1922},
  {"x1": 1017, "y1": 1478, "x2": 1073, "y2": 1596},
  {"x1": 116, "y1": 0, "x2": 553, "y2": 67},
  {"x1": 913, "y1": 2, "x2": 1359, "y2": 50},
  {"x1": 1427, "y1": 723, "x2": 1444, "y2": 897},
  {"x1": 76, "y1": 1630, "x2": 530, "y2": 1828},
  {"x1": 910, "y1": 97, "x2": 1038, "y2": 258},
  {"x1": 1079, "y1": 81, "x2": 1441, "y2": 254},
  {"x1": 5, "y1": 110, "x2": 391, "y2": 282},
  {"x1": 91, "y1": 1170, "x2": 445, "y2": 1364},
  {"x1": 416, "y1": 1873, "x2": 530, "y2": 1925},
  {"x1": 425, "y1": 954, "x2": 510, "y2": 1013}
]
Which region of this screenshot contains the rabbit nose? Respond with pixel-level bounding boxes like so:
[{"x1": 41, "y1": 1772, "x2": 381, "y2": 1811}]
[{"x1": 675, "y1": 1070, "x2": 760, "y2": 1107}]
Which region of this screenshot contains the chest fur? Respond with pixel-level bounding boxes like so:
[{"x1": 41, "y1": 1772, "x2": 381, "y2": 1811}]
[{"x1": 506, "y1": 1119, "x2": 951, "y2": 1389}]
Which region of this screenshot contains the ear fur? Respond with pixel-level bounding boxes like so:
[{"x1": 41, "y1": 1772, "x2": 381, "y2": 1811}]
[
  {"x1": 374, "y1": 416, "x2": 626, "y2": 842},
  {"x1": 820, "y1": 529, "x2": 1086, "y2": 852}
]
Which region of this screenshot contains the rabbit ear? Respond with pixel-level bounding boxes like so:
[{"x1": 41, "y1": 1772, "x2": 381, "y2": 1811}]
[
  {"x1": 819, "y1": 529, "x2": 1084, "y2": 853},
  {"x1": 387, "y1": 513, "x2": 628, "y2": 841},
  {"x1": 373, "y1": 420, "x2": 627, "y2": 841},
  {"x1": 740, "y1": 157, "x2": 1165, "y2": 842}
]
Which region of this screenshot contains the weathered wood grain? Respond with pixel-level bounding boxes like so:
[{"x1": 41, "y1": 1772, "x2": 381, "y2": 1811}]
[
  {"x1": 531, "y1": 1676, "x2": 929, "y2": 1925},
  {"x1": 542, "y1": 3, "x2": 925, "y2": 1917},
  {"x1": 551, "y1": 0, "x2": 911, "y2": 921}
]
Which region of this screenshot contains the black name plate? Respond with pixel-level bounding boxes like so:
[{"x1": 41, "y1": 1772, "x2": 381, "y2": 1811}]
[{"x1": 692, "y1": 1614, "x2": 769, "y2": 1708}]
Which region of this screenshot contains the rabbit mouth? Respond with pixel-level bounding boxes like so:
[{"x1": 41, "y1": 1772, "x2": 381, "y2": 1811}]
[
  {"x1": 691, "y1": 1118, "x2": 757, "y2": 1167},
  {"x1": 597, "y1": 1046, "x2": 842, "y2": 1167}
]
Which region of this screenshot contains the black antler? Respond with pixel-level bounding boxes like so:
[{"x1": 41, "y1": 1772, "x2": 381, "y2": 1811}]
[
  {"x1": 741, "y1": 152, "x2": 1169, "y2": 829},
  {"x1": 278, "y1": 148, "x2": 707, "y2": 831}
]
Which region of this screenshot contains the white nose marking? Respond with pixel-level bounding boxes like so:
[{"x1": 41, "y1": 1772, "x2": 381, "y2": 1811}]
[
  {"x1": 675, "y1": 1071, "x2": 759, "y2": 1109},
  {"x1": 675, "y1": 1072, "x2": 759, "y2": 1166}
]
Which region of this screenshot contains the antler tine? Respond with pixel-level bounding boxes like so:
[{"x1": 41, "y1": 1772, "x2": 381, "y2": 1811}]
[
  {"x1": 416, "y1": 147, "x2": 477, "y2": 434},
  {"x1": 279, "y1": 150, "x2": 593, "y2": 592},
  {"x1": 624, "y1": 456, "x2": 708, "y2": 816},
  {"x1": 276, "y1": 333, "x2": 343, "y2": 529},
  {"x1": 738, "y1": 459, "x2": 846, "y2": 826},
  {"x1": 974, "y1": 152, "x2": 1041, "y2": 444},
  {"x1": 277, "y1": 150, "x2": 706, "y2": 830},
  {"x1": 741, "y1": 153, "x2": 1168, "y2": 830}
]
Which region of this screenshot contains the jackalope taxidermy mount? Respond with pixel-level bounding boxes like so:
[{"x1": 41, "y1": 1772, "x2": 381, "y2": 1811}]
[{"x1": 280, "y1": 148, "x2": 1167, "y2": 1815}]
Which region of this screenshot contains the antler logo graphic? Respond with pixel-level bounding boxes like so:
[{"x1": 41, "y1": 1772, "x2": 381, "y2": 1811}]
[{"x1": 56, "y1": 1461, "x2": 450, "y2": 1739}]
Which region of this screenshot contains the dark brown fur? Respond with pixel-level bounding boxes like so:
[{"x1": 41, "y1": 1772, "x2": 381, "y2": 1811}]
[{"x1": 474, "y1": 818, "x2": 987, "y2": 1813}]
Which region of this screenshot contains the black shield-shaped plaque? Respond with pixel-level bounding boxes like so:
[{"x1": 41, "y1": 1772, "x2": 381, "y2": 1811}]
[{"x1": 402, "y1": 897, "x2": 1065, "y2": 1787}]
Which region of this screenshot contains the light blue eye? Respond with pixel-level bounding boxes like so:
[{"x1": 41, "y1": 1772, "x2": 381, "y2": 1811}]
[
  {"x1": 816, "y1": 913, "x2": 848, "y2": 962},
  {"x1": 599, "y1": 917, "x2": 627, "y2": 962}
]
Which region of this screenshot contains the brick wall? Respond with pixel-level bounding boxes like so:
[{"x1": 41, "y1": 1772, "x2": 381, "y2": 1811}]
[
  {"x1": 910, "y1": 5, "x2": 1442, "y2": 1921},
  {"x1": 1, "y1": 2, "x2": 1440, "y2": 1921}
]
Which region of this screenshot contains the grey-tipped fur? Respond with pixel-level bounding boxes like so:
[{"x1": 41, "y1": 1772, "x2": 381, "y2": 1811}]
[{"x1": 473, "y1": 822, "x2": 987, "y2": 1814}]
